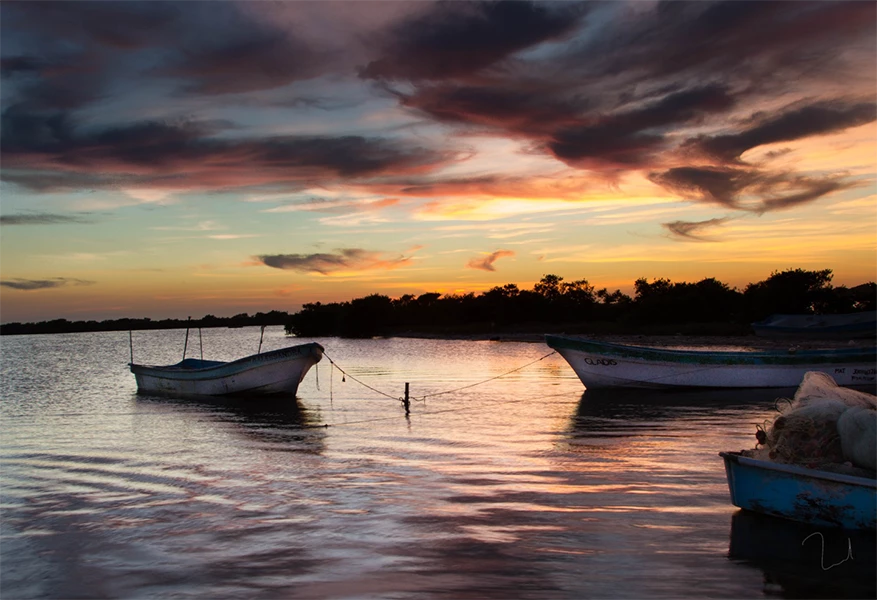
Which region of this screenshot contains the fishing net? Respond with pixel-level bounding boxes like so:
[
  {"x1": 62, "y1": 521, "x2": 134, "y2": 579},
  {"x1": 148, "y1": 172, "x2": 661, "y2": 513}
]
[
  {"x1": 837, "y1": 406, "x2": 877, "y2": 470},
  {"x1": 757, "y1": 399, "x2": 846, "y2": 467},
  {"x1": 792, "y1": 371, "x2": 877, "y2": 411},
  {"x1": 749, "y1": 372, "x2": 877, "y2": 473}
]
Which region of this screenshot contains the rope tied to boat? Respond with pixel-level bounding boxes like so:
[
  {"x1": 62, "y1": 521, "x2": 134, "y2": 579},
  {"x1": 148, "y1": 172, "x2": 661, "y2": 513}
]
[
  {"x1": 413, "y1": 350, "x2": 558, "y2": 401},
  {"x1": 319, "y1": 349, "x2": 558, "y2": 407},
  {"x1": 321, "y1": 352, "x2": 406, "y2": 403}
]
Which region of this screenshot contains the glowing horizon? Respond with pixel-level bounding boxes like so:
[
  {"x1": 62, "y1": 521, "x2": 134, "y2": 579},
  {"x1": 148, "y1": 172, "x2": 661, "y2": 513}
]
[{"x1": 1, "y1": 1, "x2": 875, "y2": 323}]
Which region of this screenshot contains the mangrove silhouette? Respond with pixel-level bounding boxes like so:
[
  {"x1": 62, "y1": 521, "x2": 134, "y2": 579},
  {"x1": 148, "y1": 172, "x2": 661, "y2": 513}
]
[
  {"x1": 0, "y1": 311, "x2": 292, "y2": 336},
  {"x1": 284, "y1": 269, "x2": 875, "y2": 338},
  {"x1": 2, "y1": 269, "x2": 874, "y2": 338}
]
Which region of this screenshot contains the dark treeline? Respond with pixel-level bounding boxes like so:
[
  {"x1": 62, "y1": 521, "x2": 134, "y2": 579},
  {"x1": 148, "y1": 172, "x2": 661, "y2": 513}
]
[
  {"x1": 285, "y1": 269, "x2": 876, "y2": 338},
  {"x1": 2, "y1": 269, "x2": 874, "y2": 337},
  {"x1": 0, "y1": 311, "x2": 291, "y2": 336}
]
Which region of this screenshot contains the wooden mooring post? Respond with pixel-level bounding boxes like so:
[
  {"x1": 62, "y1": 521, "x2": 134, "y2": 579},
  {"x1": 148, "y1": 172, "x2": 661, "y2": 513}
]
[
  {"x1": 403, "y1": 382, "x2": 410, "y2": 414},
  {"x1": 182, "y1": 316, "x2": 191, "y2": 360}
]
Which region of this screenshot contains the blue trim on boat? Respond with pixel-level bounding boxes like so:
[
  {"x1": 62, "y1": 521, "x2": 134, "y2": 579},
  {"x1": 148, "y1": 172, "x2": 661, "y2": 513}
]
[
  {"x1": 544, "y1": 334, "x2": 877, "y2": 366},
  {"x1": 130, "y1": 342, "x2": 324, "y2": 381},
  {"x1": 176, "y1": 358, "x2": 226, "y2": 369}
]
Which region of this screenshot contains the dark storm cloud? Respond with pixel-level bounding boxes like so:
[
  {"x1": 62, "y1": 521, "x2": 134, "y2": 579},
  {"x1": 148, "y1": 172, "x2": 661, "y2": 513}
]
[
  {"x1": 399, "y1": 82, "x2": 735, "y2": 169},
  {"x1": 756, "y1": 178, "x2": 850, "y2": 213},
  {"x1": 0, "y1": 1, "x2": 350, "y2": 194},
  {"x1": 650, "y1": 166, "x2": 754, "y2": 209},
  {"x1": 2, "y1": 0, "x2": 874, "y2": 200},
  {"x1": 0, "y1": 110, "x2": 453, "y2": 192},
  {"x1": 159, "y1": 27, "x2": 325, "y2": 95},
  {"x1": 257, "y1": 249, "x2": 413, "y2": 275},
  {"x1": 386, "y1": 1, "x2": 875, "y2": 179},
  {"x1": 0, "y1": 1, "x2": 180, "y2": 49},
  {"x1": 0, "y1": 170, "x2": 143, "y2": 194},
  {"x1": 565, "y1": 1, "x2": 876, "y2": 87},
  {"x1": 689, "y1": 100, "x2": 877, "y2": 163},
  {"x1": 548, "y1": 84, "x2": 735, "y2": 169},
  {"x1": 397, "y1": 83, "x2": 589, "y2": 134},
  {"x1": 0, "y1": 105, "x2": 76, "y2": 152},
  {"x1": 0, "y1": 213, "x2": 96, "y2": 226},
  {"x1": 649, "y1": 166, "x2": 853, "y2": 213},
  {"x1": 0, "y1": 2, "x2": 182, "y2": 108},
  {"x1": 662, "y1": 218, "x2": 730, "y2": 241},
  {"x1": 1, "y1": 1, "x2": 329, "y2": 102},
  {"x1": 0, "y1": 277, "x2": 95, "y2": 291},
  {"x1": 1, "y1": 56, "x2": 45, "y2": 77},
  {"x1": 361, "y1": 1, "x2": 588, "y2": 81}
]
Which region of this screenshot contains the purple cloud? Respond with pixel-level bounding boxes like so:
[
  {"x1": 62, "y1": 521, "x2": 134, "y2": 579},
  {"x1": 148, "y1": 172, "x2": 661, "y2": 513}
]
[
  {"x1": 0, "y1": 277, "x2": 95, "y2": 290},
  {"x1": 361, "y1": 1, "x2": 587, "y2": 81},
  {"x1": 649, "y1": 166, "x2": 854, "y2": 212},
  {"x1": 257, "y1": 249, "x2": 413, "y2": 275},
  {"x1": 662, "y1": 218, "x2": 731, "y2": 241}
]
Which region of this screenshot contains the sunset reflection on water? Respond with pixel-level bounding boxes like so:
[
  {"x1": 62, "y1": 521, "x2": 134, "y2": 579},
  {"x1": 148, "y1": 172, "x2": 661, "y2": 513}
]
[{"x1": 1, "y1": 328, "x2": 872, "y2": 598}]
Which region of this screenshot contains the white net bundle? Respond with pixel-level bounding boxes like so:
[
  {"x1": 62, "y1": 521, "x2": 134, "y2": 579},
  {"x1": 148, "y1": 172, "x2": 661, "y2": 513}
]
[{"x1": 749, "y1": 372, "x2": 876, "y2": 473}]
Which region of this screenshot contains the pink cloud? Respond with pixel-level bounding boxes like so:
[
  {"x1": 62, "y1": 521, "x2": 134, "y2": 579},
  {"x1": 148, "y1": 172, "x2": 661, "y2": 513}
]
[{"x1": 466, "y1": 249, "x2": 515, "y2": 271}]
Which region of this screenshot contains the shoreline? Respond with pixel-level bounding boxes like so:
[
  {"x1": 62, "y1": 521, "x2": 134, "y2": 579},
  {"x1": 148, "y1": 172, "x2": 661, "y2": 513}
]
[{"x1": 392, "y1": 331, "x2": 876, "y2": 351}]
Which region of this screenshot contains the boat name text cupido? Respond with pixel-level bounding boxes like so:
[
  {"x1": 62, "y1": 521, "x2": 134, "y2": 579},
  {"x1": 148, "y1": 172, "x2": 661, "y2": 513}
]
[{"x1": 583, "y1": 357, "x2": 618, "y2": 366}]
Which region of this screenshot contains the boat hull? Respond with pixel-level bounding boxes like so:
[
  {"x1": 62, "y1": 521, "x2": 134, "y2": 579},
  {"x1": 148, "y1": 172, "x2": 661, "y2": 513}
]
[
  {"x1": 720, "y1": 451, "x2": 876, "y2": 530},
  {"x1": 752, "y1": 311, "x2": 877, "y2": 340},
  {"x1": 130, "y1": 342, "x2": 324, "y2": 397},
  {"x1": 545, "y1": 335, "x2": 877, "y2": 389}
]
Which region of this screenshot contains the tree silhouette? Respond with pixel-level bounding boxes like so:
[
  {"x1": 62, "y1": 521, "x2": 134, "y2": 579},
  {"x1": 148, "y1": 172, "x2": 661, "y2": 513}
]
[{"x1": 2, "y1": 268, "x2": 872, "y2": 337}]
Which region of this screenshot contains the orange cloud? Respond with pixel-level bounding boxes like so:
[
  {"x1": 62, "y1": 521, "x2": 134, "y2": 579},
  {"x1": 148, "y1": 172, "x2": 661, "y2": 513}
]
[{"x1": 466, "y1": 249, "x2": 515, "y2": 271}]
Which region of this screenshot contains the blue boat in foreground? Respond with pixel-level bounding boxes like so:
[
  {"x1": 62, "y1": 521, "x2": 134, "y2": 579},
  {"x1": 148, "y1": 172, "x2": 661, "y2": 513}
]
[{"x1": 720, "y1": 451, "x2": 876, "y2": 530}]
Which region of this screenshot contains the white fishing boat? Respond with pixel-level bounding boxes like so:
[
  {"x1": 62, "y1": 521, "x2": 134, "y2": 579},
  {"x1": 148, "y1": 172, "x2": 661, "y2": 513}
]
[
  {"x1": 545, "y1": 334, "x2": 877, "y2": 389},
  {"x1": 130, "y1": 342, "x2": 324, "y2": 397}
]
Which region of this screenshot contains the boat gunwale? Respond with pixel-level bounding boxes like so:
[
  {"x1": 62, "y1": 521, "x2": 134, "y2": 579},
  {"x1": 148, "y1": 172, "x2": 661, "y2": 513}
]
[
  {"x1": 544, "y1": 334, "x2": 876, "y2": 365},
  {"x1": 720, "y1": 451, "x2": 877, "y2": 489},
  {"x1": 130, "y1": 342, "x2": 324, "y2": 376}
]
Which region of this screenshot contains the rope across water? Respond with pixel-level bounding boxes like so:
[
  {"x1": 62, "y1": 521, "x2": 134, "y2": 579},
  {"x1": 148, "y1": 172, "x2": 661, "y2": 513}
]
[{"x1": 319, "y1": 349, "x2": 558, "y2": 405}]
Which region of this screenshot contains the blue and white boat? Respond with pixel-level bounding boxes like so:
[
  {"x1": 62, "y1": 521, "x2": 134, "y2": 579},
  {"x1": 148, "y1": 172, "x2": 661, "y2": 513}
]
[
  {"x1": 544, "y1": 334, "x2": 877, "y2": 389},
  {"x1": 720, "y1": 451, "x2": 876, "y2": 530},
  {"x1": 130, "y1": 342, "x2": 324, "y2": 397}
]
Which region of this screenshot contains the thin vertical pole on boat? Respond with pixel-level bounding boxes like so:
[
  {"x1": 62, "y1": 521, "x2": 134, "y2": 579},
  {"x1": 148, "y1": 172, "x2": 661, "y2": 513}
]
[
  {"x1": 258, "y1": 325, "x2": 266, "y2": 354},
  {"x1": 199, "y1": 327, "x2": 203, "y2": 360},
  {"x1": 182, "y1": 316, "x2": 191, "y2": 360},
  {"x1": 129, "y1": 330, "x2": 134, "y2": 364}
]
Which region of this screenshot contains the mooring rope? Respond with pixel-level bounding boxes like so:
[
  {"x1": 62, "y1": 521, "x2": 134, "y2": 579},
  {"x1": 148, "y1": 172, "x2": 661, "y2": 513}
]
[
  {"x1": 320, "y1": 349, "x2": 558, "y2": 404},
  {"x1": 321, "y1": 352, "x2": 406, "y2": 402},
  {"x1": 304, "y1": 388, "x2": 573, "y2": 429},
  {"x1": 413, "y1": 350, "x2": 558, "y2": 400}
]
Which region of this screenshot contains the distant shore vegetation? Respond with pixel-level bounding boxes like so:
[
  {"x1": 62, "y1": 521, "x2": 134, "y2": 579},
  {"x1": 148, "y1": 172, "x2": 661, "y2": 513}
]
[
  {"x1": 284, "y1": 269, "x2": 875, "y2": 338},
  {"x1": 2, "y1": 269, "x2": 874, "y2": 338}
]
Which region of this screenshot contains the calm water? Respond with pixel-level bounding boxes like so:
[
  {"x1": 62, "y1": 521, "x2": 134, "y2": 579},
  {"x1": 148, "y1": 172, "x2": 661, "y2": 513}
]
[{"x1": 1, "y1": 327, "x2": 874, "y2": 599}]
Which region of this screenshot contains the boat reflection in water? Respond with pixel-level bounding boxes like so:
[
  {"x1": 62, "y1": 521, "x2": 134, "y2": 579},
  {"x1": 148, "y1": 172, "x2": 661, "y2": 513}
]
[
  {"x1": 729, "y1": 510, "x2": 876, "y2": 599},
  {"x1": 569, "y1": 385, "x2": 798, "y2": 430},
  {"x1": 134, "y1": 391, "x2": 327, "y2": 454}
]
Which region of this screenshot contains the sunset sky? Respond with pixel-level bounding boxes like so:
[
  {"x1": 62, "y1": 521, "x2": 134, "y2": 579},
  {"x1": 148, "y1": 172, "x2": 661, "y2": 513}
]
[{"x1": 1, "y1": 0, "x2": 875, "y2": 323}]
